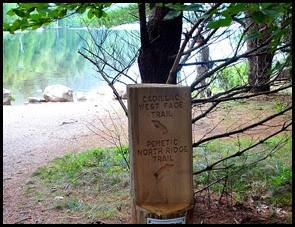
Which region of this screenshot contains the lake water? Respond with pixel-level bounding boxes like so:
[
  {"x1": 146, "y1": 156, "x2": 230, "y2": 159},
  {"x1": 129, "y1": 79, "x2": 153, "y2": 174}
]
[
  {"x1": 3, "y1": 27, "x2": 140, "y2": 105},
  {"x1": 3, "y1": 24, "x2": 259, "y2": 105}
]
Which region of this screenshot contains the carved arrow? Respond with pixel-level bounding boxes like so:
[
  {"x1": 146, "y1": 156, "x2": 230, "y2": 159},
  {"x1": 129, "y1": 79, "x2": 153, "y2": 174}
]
[
  {"x1": 151, "y1": 120, "x2": 168, "y2": 135},
  {"x1": 154, "y1": 164, "x2": 174, "y2": 179}
]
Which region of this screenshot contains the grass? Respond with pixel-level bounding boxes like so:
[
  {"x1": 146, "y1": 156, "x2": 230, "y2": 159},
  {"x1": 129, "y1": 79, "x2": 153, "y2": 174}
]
[
  {"x1": 26, "y1": 146, "x2": 130, "y2": 224},
  {"x1": 26, "y1": 133, "x2": 292, "y2": 223},
  {"x1": 193, "y1": 134, "x2": 292, "y2": 209}
]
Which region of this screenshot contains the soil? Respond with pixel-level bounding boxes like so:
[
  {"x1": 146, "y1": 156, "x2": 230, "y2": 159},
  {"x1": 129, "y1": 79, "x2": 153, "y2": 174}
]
[
  {"x1": 3, "y1": 98, "x2": 128, "y2": 224},
  {"x1": 3, "y1": 94, "x2": 292, "y2": 224},
  {"x1": 192, "y1": 193, "x2": 291, "y2": 224}
]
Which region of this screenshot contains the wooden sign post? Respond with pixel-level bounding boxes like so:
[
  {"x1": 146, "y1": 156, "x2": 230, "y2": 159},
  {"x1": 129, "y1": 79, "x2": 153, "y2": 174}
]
[{"x1": 127, "y1": 84, "x2": 194, "y2": 224}]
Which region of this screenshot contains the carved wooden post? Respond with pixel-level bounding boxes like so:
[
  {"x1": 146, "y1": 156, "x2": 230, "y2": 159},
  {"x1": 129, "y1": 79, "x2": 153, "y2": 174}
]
[{"x1": 127, "y1": 84, "x2": 194, "y2": 224}]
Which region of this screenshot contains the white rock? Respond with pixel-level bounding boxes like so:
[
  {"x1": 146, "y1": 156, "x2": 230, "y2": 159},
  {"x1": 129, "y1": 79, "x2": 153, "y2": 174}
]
[
  {"x1": 3, "y1": 88, "x2": 11, "y2": 105},
  {"x1": 54, "y1": 196, "x2": 64, "y2": 200},
  {"x1": 74, "y1": 92, "x2": 87, "y2": 102},
  {"x1": 43, "y1": 84, "x2": 73, "y2": 102},
  {"x1": 28, "y1": 97, "x2": 46, "y2": 104}
]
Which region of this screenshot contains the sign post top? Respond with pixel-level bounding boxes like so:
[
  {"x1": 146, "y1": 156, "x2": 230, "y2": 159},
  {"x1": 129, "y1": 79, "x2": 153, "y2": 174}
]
[{"x1": 128, "y1": 83, "x2": 190, "y2": 88}]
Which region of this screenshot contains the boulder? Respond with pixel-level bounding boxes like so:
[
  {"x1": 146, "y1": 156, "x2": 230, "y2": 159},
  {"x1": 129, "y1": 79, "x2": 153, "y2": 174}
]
[
  {"x1": 28, "y1": 97, "x2": 46, "y2": 104},
  {"x1": 109, "y1": 84, "x2": 127, "y2": 100},
  {"x1": 121, "y1": 92, "x2": 127, "y2": 99},
  {"x1": 43, "y1": 84, "x2": 73, "y2": 102},
  {"x1": 3, "y1": 88, "x2": 11, "y2": 105},
  {"x1": 73, "y1": 92, "x2": 87, "y2": 102}
]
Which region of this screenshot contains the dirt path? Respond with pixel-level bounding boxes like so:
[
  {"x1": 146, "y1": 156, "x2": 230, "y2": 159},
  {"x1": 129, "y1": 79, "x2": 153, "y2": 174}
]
[{"x1": 3, "y1": 99, "x2": 128, "y2": 224}]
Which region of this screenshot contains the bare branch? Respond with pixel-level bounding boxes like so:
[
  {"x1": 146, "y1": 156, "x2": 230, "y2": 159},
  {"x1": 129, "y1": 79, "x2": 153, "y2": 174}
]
[
  {"x1": 193, "y1": 106, "x2": 292, "y2": 148},
  {"x1": 166, "y1": 3, "x2": 222, "y2": 84},
  {"x1": 78, "y1": 50, "x2": 128, "y2": 116},
  {"x1": 193, "y1": 121, "x2": 291, "y2": 176}
]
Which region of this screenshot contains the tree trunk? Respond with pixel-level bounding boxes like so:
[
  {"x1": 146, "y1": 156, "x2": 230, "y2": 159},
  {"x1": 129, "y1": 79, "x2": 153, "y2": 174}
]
[
  {"x1": 246, "y1": 12, "x2": 274, "y2": 93},
  {"x1": 138, "y1": 4, "x2": 183, "y2": 84},
  {"x1": 248, "y1": 52, "x2": 274, "y2": 93}
]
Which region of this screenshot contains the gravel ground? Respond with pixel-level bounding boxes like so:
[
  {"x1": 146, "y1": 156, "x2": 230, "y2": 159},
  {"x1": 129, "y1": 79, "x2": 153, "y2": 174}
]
[{"x1": 3, "y1": 99, "x2": 128, "y2": 224}]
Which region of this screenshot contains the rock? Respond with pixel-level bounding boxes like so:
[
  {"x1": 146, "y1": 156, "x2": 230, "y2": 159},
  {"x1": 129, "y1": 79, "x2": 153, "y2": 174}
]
[
  {"x1": 43, "y1": 84, "x2": 73, "y2": 102},
  {"x1": 28, "y1": 97, "x2": 46, "y2": 104},
  {"x1": 121, "y1": 92, "x2": 127, "y2": 99},
  {"x1": 112, "y1": 85, "x2": 127, "y2": 100},
  {"x1": 73, "y1": 92, "x2": 87, "y2": 102},
  {"x1": 3, "y1": 88, "x2": 11, "y2": 105},
  {"x1": 54, "y1": 196, "x2": 64, "y2": 200}
]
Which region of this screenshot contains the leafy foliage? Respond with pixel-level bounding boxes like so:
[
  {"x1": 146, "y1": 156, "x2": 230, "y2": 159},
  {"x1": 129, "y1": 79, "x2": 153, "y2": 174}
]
[
  {"x1": 3, "y1": 3, "x2": 139, "y2": 32},
  {"x1": 90, "y1": 4, "x2": 138, "y2": 28},
  {"x1": 3, "y1": 3, "x2": 112, "y2": 34},
  {"x1": 213, "y1": 62, "x2": 248, "y2": 92}
]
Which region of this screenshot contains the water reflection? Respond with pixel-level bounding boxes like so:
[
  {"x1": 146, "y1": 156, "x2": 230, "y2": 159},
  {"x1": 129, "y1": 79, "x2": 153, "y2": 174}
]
[{"x1": 3, "y1": 28, "x2": 139, "y2": 105}]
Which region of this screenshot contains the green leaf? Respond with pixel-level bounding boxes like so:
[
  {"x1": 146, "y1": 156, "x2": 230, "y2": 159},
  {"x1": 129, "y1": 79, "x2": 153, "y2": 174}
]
[
  {"x1": 252, "y1": 11, "x2": 267, "y2": 24},
  {"x1": 104, "y1": 3, "x2": 112, "y2": 8},
  {"x1": 180, "y1": 3, "x2": 202, "y2": 11},
  {"x1": 101, "y1": 11, "x2": 107, "y2": 18},
  {"x1": 20, "y1": 18, "x2": 29, "y2": 25},
  {"x1": 163, "y1": 10, "x2": 181, "y2": 21},
  {"x1": 165, "y1": 3, "x2": 182, "y2": 11},
  {"x1": 87, "y1": 9, "x2": 94, "y2": 19},
  {"x1": 77, "y1": 6, "x2": 87, "y2": 14},
  {"x1": 207, "y1": 18, "x2": 232, "y2": 28},
  {"x1": 36, "y1": 8, "x2": 47, "y2": 17},
  {"x1": 247, "y1": 3, "x2": 259, "y2": 12},
  {"x1": 18, "y1": 3, "x2": 38, "y2": 10},
  {"x1": 6, "y1": 9, "x2": 16, "y2": 16},
  {"x1": 94, "y1": 10, "x2": 103, "y2": 18},
  {"x1": 261, "y1": 3, "x2": 273, "y2": 8},
  {"x1": 58, "y1": 9, "x2": 67, "y2": 18},
  {"x1": 12, "y1": 19, "x2": 20, "y2": 27},
  {"x1": 64, "y1": 3, "x2": 79, "y2": 11},
  {"x1": 222, "y1": 3, "x2": 246, "y2": 17},
  {"x1": 185, "y1": 3, "x2": 202, "y2": 11},
  {"x1": 94, "y1": 3, "x2": 104, "y2": 8},
  {"x1": 17, "y1": 3, "x2": 30, "y2": 9},
  {"x1": 13, "y1": 9, "x2": 26, "y2": 18},
  {"x1": 26, "y1": 7, "x2": 36, "y2": 15},
  {"x1": 262, "y1": 9, "x2": 278, "y2": 17},
  {"x1": 3, "y1": 22, "x2": 10, "y2": 31},
  {"x1": 9, "y1": 27, "x2": 16, "y2": 34},
  {"x1": 155, "y1": 3, "x2": 163, "y2": 7},
  {"x1": 30, "y1": 14, "x2": 42, "y2": 21},
  {"x1": 271, "y1": 28, "x2": 290, "y2": 38},
  {"x1": 32, "y1": 25, "x2": 40, "y2": 30},
  {"x1": 48, "y1": 9, "x2": 58, "y2": 18},
  {"x1": 245, "y1": 33, "x2": 261, "y2": 41}
]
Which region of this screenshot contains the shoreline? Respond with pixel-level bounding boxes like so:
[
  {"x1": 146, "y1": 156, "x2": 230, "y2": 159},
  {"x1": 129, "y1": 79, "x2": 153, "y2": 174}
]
[{"x1": 5, "y1": 82, "x2": 128, "y2": 107}]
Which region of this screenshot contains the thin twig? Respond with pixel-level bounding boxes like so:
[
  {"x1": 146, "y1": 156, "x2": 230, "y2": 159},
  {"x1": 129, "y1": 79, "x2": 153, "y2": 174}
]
[{"x1": 193, "y1": 121, "x2": 292, "y2": 175}]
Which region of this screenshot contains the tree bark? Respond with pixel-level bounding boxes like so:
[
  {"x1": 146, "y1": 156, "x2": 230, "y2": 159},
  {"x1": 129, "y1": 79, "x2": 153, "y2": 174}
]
[
  {"x1": 246, "y1": 12, "x2": 274, "y2": 93},
  {"x1": 138, "y1": 4, "x2": 183, "y2": 84}
]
